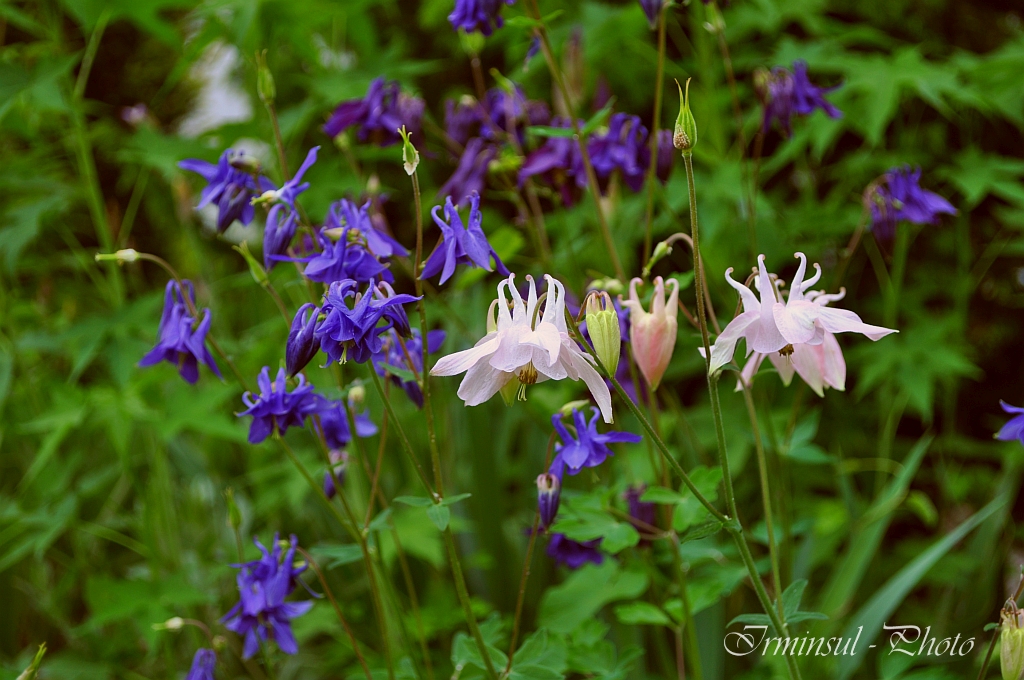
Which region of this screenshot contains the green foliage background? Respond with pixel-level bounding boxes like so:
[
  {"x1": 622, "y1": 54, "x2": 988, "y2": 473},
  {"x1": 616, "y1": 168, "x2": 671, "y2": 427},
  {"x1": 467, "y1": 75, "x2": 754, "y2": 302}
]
[{"x1": 1, "y1": 0, "x2": 1023, "y2": 678}]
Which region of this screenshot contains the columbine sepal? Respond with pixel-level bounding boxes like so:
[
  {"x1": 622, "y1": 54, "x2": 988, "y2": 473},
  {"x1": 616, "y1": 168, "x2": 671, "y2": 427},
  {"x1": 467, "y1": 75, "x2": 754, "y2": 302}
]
[
  {"x1": 1003, "y1": 602, "x2": 1024, "y2": 680},
  {"x1": 585, "y1": 291, "x2": 621, "y2": 376},
  {"x1": 536, "y1": 472, "x2": 561, "y2": 531}
]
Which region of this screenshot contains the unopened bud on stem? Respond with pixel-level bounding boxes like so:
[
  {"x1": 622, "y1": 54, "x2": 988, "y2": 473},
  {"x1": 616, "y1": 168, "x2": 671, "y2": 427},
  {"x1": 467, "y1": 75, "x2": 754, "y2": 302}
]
[
  {"x1": 255, "y1": 50, "x2": 276, "y2": 105},
  {"x1": 673, "y1": 78, "x2": 697, "y2": 154},
  {"x1": 585, "y1": 291, "x2": 621, "y2": 376}
]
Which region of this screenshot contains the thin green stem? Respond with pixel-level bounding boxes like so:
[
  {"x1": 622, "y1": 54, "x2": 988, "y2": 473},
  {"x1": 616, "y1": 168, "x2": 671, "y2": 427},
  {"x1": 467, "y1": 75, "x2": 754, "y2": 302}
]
[
  {"x1": 672, "y1": 539, "x2": 702, "y2": 680},
  {"x1": 525, "y1": 0, "x2": 625, "y2": 281},
  {"x1": 118, "y1": 167, "x2": 150, "y2": 248},
  {"x1": 444, "y1": 527, "x2": 499, "y2": 680},
  {"x1": 265, "y1": 100, "x2": 291, "y2": 181},
  {"x1": 506, "y1": 514, "x2": 541, "y2": 671},
  {"x1": 367, "y1": 369, "x2": 436, "y2": 498},
  {"x1": 741, "y1": 383, "x2": 784, "y2": 621},
  {"x1": 642, "y1": 6, "x2": 668, "y2": 266}
]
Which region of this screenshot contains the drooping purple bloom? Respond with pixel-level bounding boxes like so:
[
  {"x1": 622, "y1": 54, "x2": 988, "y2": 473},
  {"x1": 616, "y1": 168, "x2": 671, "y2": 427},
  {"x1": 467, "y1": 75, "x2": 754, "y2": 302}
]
[
  {"x1": 448, "y1": 0, "x2": 516, "y2": 36},
  {"x1": 421, "y1": 193, "x2": 509, "y2": 285},
  {"x1": 287, "y1": 303, "x2": 321, "y2": 377},
  {"x1": 546, "y1": 533, "x2": 603, "y2": 569},
  {"x1": 997, "y1": 401, "x2": 1024, "y2": 446},
  {"x1": 638, "y1": 0, "x2": 665, "y2": 28},
  {"x1": 446, "y1": 97, "x2": 486, "y2": 148},
  {"x1": 315, "y1": 280, "x2": 421, "y2": 365},
  {"x1": 317, "y1": 399, "x2": 378, "y2": 450},
  {"x1": 549, "y1": 407, "x2": 642, "y2": 476},
  {"x1": 139, "y1": 280, "x2": 222, "y2": 384},
  {"x1": 301, "y1": 229, "x2": 392, "y2": 285},
  {"x1": 371, "y1": 328, "x2": 447, "y2": 408},
  {"x1": 221, "y1": 534, "x2": 313, "y2": 659},
  {"x1": 439, "y1": 138, "x2": 497, "y2": 207},
  {"x1": 588, "y1": 113, "x2": 649, "y2": 192},
  {"x1": 178, "y1": 150, "x2": 275, "y2": 232},
  {"x1": 650, "y1": 128, "x2": 674, "y2": 183},
  {"x1": 869, "y1": 165, "x2": 958, "y2": 239},
  {"x1": 624, "y1": 484, "x2": 657, "y2": 533},
  {"x1": 326, "y1": 199, "x2": 408, "y2": 259},
  {"x1": 323, "y1": 78, "x2": 423, "y2": 147},
  {"x1": 238, "y1": 367, "x2": 325, "y2": 444},
  {"x1": 519, "y1": 117, "x2": 587, "y2": 205},
  {"x1": 185, "y1": 649, "x2": 216, "y2": 680},
  {"x1": 262, "y1": 147, "x2": 319, "y2": 271},
  {"x1": 536, "y1": 472, "x2": 561, "y2": 530},
  {"x1": 323, "y1": 449, "x2": 350, "y2": 499},
  {"x1": 482, "y1": 86, "x2": 550, "y2": 142},
  {"x1": 761, "y1": 61, "x2": 842, "y2": 135}
]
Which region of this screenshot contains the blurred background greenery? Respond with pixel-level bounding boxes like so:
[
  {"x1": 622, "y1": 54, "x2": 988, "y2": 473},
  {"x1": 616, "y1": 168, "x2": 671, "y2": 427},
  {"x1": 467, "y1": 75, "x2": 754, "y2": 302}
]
[{"x1": 1, "y1": 0, "x2": 1024, "y2": 678}]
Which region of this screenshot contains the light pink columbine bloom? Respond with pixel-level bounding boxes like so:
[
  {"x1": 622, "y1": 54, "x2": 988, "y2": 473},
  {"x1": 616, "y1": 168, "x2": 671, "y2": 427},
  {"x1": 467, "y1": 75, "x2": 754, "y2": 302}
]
[
  {"x1": 431, "y1": 273, "x2": 614, "y2": 422},
  {"x1": 620, "y1": 276, "x2": 679, "y2": 390},
  {"x1": 704, "y1": 253, "x2": 896, "y2": 394}
]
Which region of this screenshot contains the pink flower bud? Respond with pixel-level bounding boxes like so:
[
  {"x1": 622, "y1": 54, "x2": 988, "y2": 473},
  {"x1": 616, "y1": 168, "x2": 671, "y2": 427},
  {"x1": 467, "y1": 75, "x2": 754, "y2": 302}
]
[{"x1": 621, "y1": 276, "x2": 679, "y2": 390}]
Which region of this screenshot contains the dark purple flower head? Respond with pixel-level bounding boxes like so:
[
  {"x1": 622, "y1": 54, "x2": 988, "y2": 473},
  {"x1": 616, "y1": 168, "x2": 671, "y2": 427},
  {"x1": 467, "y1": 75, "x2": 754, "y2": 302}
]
[
  {"x1": 448, "y1": 0, "x2": 516, "y2": 36},
  {"x1": 421, "y1": 193, "x2": 509, "y2": 285},
  {"x1": 371, "y1": 328, "x2": 447, "y2": 408},
  {"x1": 868, "y1": 165, "x2": 957, "y2": 239},
  {"x1": 624, "y1": 484, "x2": 656, "y2": 530},
  {"x1": 323, "y1": 78, "x2": 423, "y2": 147},
  {"x1": 221, "y1": 534, "x2": 313, "y2": 659},
  {"x1": 185, "y1": 649, "x2": 216, "y2": 680},
  {"x1": 316, "y1": 280, "x2": 421, "y2": 365},
  {"x1": 323, "y1": 449, "x2": 350, "y2": 499},
  {"x1": 139, "y1": 280, "x2": 221, "y2": 384},
  {"x1": 326, "y1": 199, "x2": 408, "y2": 259},
  {"x1": 238, "y1": 367, "x2": 325, "y2": 444},
  {"x1": 536, "y1": 472, "x2": 561, "y2": 530},
  {"x1": 761, "y1": 61, "x2": 842, "y2": 135},
  {"x1": 286, "y1": 303, "x2": 321, "y2": 377},
  {"x1": 546, "y1": 533, "x2": 603, "y2": 569},
  {"x1": 638, "y1": 0, "x2": 665, "y2": 28},
  {"x1": 997, "y1": 401, "x2": 1024, "y2": 446},
  {"x1": 301, "y1": 228, "x2": 392, "y2": 286},
  {"x1": 446, "y1": 97, "x2": 486, "y2": 148},
  {"x1": 588, "y1": 113, "x2": 649, "y2": 192},
  {"x1": 549, "y1": 407, "x2": 642, "y2": 476},
  {"x1": 439, "y1": 138, "x2": 497, "y2": 207},
  {"x1": 178, "y1": 149, "x2": 275, "y2": 232},
  {"x1": 519, "y1": 117, "x2": 587, "y2": 205},
  {"x1": 317, "y1": 399, "x2": 378, "y2": 450},
  {"x1": 261, "y1": 147, "x2": 319, "y2": 270}
]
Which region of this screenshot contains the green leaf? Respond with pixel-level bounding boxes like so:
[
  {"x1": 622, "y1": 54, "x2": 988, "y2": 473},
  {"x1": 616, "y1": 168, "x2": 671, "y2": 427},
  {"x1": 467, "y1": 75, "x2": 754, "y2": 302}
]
[
  {"x1": 510, "y1": 629, "x2": 568, "y2": 680},
  {"x1": 527, "y1": 125, "x2": 576, "y2": 139},
  {"x1": 672, "y1": 466, "x2": 722, "y2": 532},
  {"x1": 836, "y1": 495, "x2": 1007, "y2": 679},
  {"x1": 614, "y1": 602, "x2": 672, "y2": 626},
  {"x1": 394, "y1": 495, "x2": 433, "y2": 507},
  {"x1": 440, "y1": 492, "x2": 472, "y2": 507},
  {"x1": 549, "y1": 494, "x2": 639, "y2": 554},
  {"x1": 426, "y1": 503, "x2": 451, "y2": 531},
  {"x1": 580, "y1": 98, "x2": 617, "y2": 137},
  {"x1": 310, "y1": 542, "x2": 363, "y2": 569},
  {"x1": 538, "y1": 561, "x2": 649, "y2": 634}
]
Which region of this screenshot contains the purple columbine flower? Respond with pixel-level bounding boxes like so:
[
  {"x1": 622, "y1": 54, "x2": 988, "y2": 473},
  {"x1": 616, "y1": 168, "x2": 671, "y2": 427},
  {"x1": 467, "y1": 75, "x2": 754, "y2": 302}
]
[
  {"x1": 221, "y1": 534, "x2": 313, "y2": 659},
  {"x1": 238, "y1": 367, "x2": 325, "y2": 444},
  {"x1": 301, "y1": 228, "x2": 392, "y2": 285},
  {"x1": 439, "y1": 138, "x2": 497, "y2": 208},
  {"x1": 421, "y1": 193, "x2": 509, "y2": 285},
  {"x1": 185, "y1": 649, "x2": 216, "y2": 680},
  {"x1": 317, "y1": 399, "x2": 378, "y2": 450},
  {"x1": 371, "y1": 328, "x2": 447, "y2": 408},
  {"x1": 483, "y1": 86, "x2": 550, "y2": 142},
  {"x1": 548, "y1": 407, "x2": 642, "y2": 476},
  {"x1": 547, "y1": 533, "x2": 603, "y2": 569},
  {"x1": 638, "y1": 0, "x2": 665, "y2": 28},
  {"x1": 178, "y1": 150, "x2": 275, "y2": 232},
  {"x1": 286, "y1": 303, "x2": 321, "y2": 377},
  {"x1": 997, "y1": 402, "x2": 1024, "y2": 446},
  {"x1": 323, "y1": 449, "x2": 350, "y2": 499},
  {"x1": 649, "y1": 129, "x2": 674, "y2": 183},
  {"x1": 261, "y1": 147, "x2": 319, "y2": 271},
  {"x1": 588, "y1": 113, "x2": 649, "y2": 192},
  {"x1": 323, "y1": 78, "x2": 423, "y2": 147},
  {"x1": 315, "y1": 280, "x2": 421, "y2": 365},
  {"x1": 448, "y1": 0, "x2": 516, "y2": 36},
  {"x1": 536, "y1": 472, "x2": 561, "y2": 530},
  {"x1": 761, "y1": 60, "x2": 843, "y2": 135},
  {"x1": 326, "y1": 199, "x2": 408, "y2": 259},
  {"x1": 446, "y1": 97, "x2": 486, "y2": 148},
  {"x1": 139, "y1": 280, "x2": 222, "y2": 384},
  {"x1": 868, "y1": 165, "x2": 957, "y2": 239},
  {"x1": 519, "y1": 117, "x2": 587, "y2": 205}
]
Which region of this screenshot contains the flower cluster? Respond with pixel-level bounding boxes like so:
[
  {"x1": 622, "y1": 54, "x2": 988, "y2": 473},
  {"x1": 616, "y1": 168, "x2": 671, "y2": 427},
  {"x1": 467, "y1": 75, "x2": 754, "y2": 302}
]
[
  {"x1": 422, "y1": 193, "x2": 509, "y2": 284},
  {"x1": 239, "y1": 367, "x2": 325, "y2": 444},
  {"x1": 179, "y1": 149, "x2": 276, "y2": 232},
  {"x1": 449, "y1": 0, "x2": 517, "y2": 36},
  {"x1": 323, "y1": 77, "x2": 423, "y2": 146},
  {"x1": 759, "y1": 60, "x2": 843, "y2": 135},
  {"x1": 139, "y1": 280, "x2": 221, "y2": 384},
  {"x1": 316, "y1": 280, "x2": 420, "y2": 364},
  {"x1": 221, "y1": 534, "x2": 312, "y2": 659}
]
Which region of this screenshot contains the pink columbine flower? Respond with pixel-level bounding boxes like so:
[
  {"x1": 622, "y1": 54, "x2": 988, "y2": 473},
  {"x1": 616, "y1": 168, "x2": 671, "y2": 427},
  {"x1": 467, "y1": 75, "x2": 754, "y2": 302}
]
[
  {"x1": 705, "y1": 253, "x2": 896, "y2": 394},
  {"x1": 431, "y1": 273, "x2": 614, "y2": 422},
  {"x1": 620, "y1": 276, "x2": 679, "y2": 390}
]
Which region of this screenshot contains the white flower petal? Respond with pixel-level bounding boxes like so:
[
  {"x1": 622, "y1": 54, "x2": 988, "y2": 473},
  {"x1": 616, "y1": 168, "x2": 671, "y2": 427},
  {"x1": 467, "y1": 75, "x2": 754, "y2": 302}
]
[
  {"x1": 431, "y1": 334, "x2": 500, "y2": 376},
  {"x1": 815, "y1": 306, "x2": 897, "y2": 340},
  {"x1": 458, "y1": 361, "x2": 513, "y2": 405}
]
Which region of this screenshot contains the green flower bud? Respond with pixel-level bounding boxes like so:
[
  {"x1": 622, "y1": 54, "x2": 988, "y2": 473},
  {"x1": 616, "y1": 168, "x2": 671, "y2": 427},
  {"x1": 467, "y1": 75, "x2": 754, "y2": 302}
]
[
  {"x1": 559, "y1": 400, "x2": 591, "y2": 417},
  {"x1": 642, "y1": 240, "x2": 674, "y2": 278},
  {"x1": 16, "y1": 643, "x2": 46, "y2": 680},
  {"x1": 94, "y1": 249, "x2": 139, "y2": 265},
  {"x1": 590, "y1": 278, "x2": 624, "y2": 296},
  {"x1": 232, "y1": 242, "x2": 269, "y2": 288},
  {"x1": 585, "y1": 291, "x2": 621, "y2": 376},
  {"x1": 255, "y1": 50, "x2": 276, "y2": 105},
  {"x1": 348, "y1": 384, "x2": 366, "y2": 408},
  {"x1": 224, "y1": 487, "x2": 243, "y2": 532},
  {"x1": 397, "y1": 125, "x2": 419, "y2": 176},
  {"x1": 152, "y1": 616, "x2": 185, "y2": 632},
  {"x1": 459, "y1": 30, "x2": 485, "y2": 57},
  {"x1": 1003, "y1": 604, "x2": 1024, "y2": 680},
  {"x1": 673, "y1": 78, "x2": 697, "y2": 154}
]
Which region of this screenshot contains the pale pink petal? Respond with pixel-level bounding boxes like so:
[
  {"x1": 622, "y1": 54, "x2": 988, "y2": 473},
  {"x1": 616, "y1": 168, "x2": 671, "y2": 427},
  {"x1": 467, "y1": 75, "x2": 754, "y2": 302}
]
[
  {"x1": 497, "y1": 277, "x2": 513, "y2": 331},
  {"x1": 458, "y1": 361, "x2": 513, "y2": 405},
  {"x1": 766, "y1": 352, "x2": 796, "y2": 387},
  {"x1": 788, "y1": 343, "x2": 825, "y2": 397},
  {"x1": 431, "y1": 335, "x2": 500, "y2": 376},
  {"x1": 705, "y1": 312, "x2": 757, "y2": 375},
  {"x1": 820, "y1": 332, "x2": 846, "y2": 391},
  {"x1": 735, "y1": 352, "x2": 766, "y2": 391},
  {"x1": 651, "y1": 277, "x2": 666, "y2": 316},
  {"x1": 724, "y1": 267, "x2": 760, "y2": 314},
  {"x1": 773, "y1": 299, "x2": 819, "y2": 345},
  {"x1": 664, "y1": 277, "x2": 679, "y2": 320},
  {"x1": 488, "y1": 326, "x2": 534, "y2": 372},
  {"x1": 815, "y1": 306, "x2": 897, "y2": 340},
  {"x1": 526, "y1": 322, "x2": 563, "y2": 367},
  {"x1": 563, "y1": 347, "x2": 614, "y2": 423}
]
